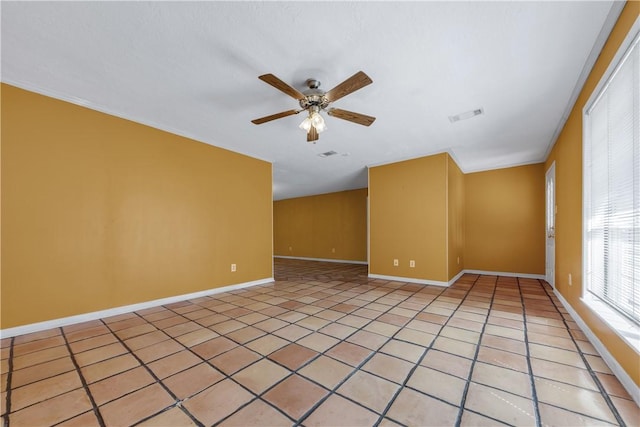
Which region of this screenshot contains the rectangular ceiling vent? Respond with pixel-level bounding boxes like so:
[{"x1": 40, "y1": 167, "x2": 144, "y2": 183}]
[
  {"x1": 318, "y1": 150, "x2": 338, "y2": 158},
  {"x1": 449, "y1": 107, "x2": 484, "y2": 123}
]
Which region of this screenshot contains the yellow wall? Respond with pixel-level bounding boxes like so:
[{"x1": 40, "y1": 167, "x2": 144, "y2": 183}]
[
  {"x1": 273, "y1": 188, "x2": 367, "y2": 262},
  {"x1": 447, "y1": 155, "x2": 465, "y2": 280},
  {"x1": 464, "y1": 164, "x2": 545, "y2": 275},
  {"x1": 1, "y1": 84, "x2": 273, "y2": 329},
  {"x1": 369, "y1": 153, "x2": 448, "y2": 282},
  {"x1": 545, "y1": 2, "x2": 639, "y2": 385}
]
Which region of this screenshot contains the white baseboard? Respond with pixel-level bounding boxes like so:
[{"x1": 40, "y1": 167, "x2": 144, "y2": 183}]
[
  {"x1": 274, "y1": 255, "x2": 368, "y2": 265},
  {"x1": 463, "y1": 269, "x2": 545, "y2": 280},
  {"x1": 368, "y1": 273, "x2": 449, "y2": 287},
  {"x1": 368, "y1": 269, "x2": 537, "y2": 288},
  {"x1": 0, "y1": 277, "x2": 274, "y2": 339},
  {"x1": 553, "y1": 289, "x2": 640, "y2": 407}
]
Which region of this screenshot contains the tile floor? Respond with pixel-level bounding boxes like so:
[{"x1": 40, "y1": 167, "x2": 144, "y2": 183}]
[{"x1": 1, "y1": 258, "x2": 638, "y2": 426}]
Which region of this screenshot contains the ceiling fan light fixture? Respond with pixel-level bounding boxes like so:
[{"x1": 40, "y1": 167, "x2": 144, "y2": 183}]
[
  {"x1": 311, "y1": 112, "x2": 327, "y2": 133},
  {"x1": 299, "y1": 116, "x2": 313, "y2": 132}
]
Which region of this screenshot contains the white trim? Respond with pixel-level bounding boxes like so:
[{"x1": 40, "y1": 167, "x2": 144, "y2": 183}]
[
  {"x1": 0, "y1": 277, "x2": 274, "y2": 339},
  {"x1": 368, "y1": 274, "x2": 449, "y2": 287},
  {"x1": 463, "y1": 269, "x2": 546, "y2": 280},
  {"x1": 274, "y1": 255, "x2": 368, "y2": 265},
  {"x1": 448, "y1": 270, "x2": 466, "y2": 286},
  {"x1": 554, "y1": 289, "x2": 640, "y2": 407}
]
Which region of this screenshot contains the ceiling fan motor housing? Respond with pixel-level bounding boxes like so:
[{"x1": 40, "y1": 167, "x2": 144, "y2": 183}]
[{"x1": 300, "y1": 79, "x2": 330, "y2": 111}]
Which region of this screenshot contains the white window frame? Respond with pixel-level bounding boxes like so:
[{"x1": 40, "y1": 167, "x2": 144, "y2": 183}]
[{"x1": 582, "y1": 15, "x2": 640, "y2": 353}]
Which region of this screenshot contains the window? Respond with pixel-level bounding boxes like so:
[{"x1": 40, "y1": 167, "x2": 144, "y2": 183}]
[{"x1": 584, "y1": 21, "x2": 639, "y2": 328}]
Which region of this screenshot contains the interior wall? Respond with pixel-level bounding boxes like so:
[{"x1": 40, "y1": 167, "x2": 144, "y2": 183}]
[
  {"x1": 273, "y1": 188, "x2": 367, "y2": 262},
  {"x1": 1, "y1": 84, "x2": 273, "y2": 329},
  {"x1": 544, "y1": 2, "x2": 639, "y2": 386},
  {"x1": 464, "y1": 164, "x2": 545, "y2": 275},
  {"x1": 369, "y1": 153, "x2": 448, "y2": 282},
  {"x1": 447, "y1": 155, "x2": 465, "y2": 280}
]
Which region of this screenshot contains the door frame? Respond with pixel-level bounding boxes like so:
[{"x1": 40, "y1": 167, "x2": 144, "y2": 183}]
[{"x1": 545, "y1": 162, "x2": 556, "y2": 288}]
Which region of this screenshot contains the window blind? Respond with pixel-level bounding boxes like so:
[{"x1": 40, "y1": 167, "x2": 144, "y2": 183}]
[{"x1": 584, "y1": 33, "x2": 639, "y2": 324}]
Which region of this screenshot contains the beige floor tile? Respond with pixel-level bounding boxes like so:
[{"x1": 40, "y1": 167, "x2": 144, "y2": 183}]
[
  {"x1": 326, "y1": 342, "x2": 372, "y2": 367},
  {"x1": 191, "y1": 336, "x2": 238, "y2": 359},
  {"x1": 596, "y1": 372, "x2": 633, "y2": 400},
  {"x1": 56, "y1": 410, "x2": 101, "y2": 427},
  {"x1": 535, "y1": 377, "x2": 618, "y2": 424},
  {"x1": 408, "y1": 366, "x2": 466, "y2": 405},
  {"x1": 296, "y1": 316, "x2": 331, "y2": 331},
  {"x1": 611, "y1": 395, "x2": 640, "y2": 427},
  {"x1": 11, "y1": 370, "x2": 82, "y2": 411},
  {"x1": 75, "y1": 342, "x2": 127, "y2": 367},
  {"x1": 529, "y1": 343, "x2": 585, "y2": 367},
  {"x1": 296, "y1": 332, "x2": 339, "y2": 353},
  {"x1": 362, "y1": 353, "x2": 413, "y2": 384},
  {"x1": 484, "y1": 324, "x2": 525, "y2": 341},
  {"x1": 148, "y1": 350, "x2": 201, "y2": 379},
  {"x1": 346, "y1": 330, "x2": 388, "y2": 350},
  {"x1": 460, "y1": 410, "x2": 509, "y2": 426},
  {"x1": 441, "y1": 326, "x2": 481, "y2": 344},
  {"x1": 337, "y1": 370, "x2": 399, "y2": 413},
  {"x1": 234, "y1": 358, "x2": 290, "y2": 393},
  {"x1": 471, "y1": 361, "x2": 532, "y2": 398},
  {"x1": 476, "y1": 345, "x2": 529, "y2": 373},
  {"x1": 124, "y1": 330, "x2": 170, "y2": 351},
  {"x1": 538, "y1": 402, "x2": 616, "y2": 427},
  {"x1": 13, "y1": 336, "x2": 66, "y2": 357},
  {"x1": 183, "y1": 379, "x2": 253, "y2": 425},
  {"x1": 254, "y1": 318, "x2": 289, "y2": 333},
  {"x1": 336, "y1": 314, "x2": 369, "y2": 328},
  {"x1": 81, "y1": 354, "x2": 140, "y2": 383},
  {"x1": 210, "y1": 345, "x2": 261, "y2": 375},
  {"x1": 387, "y1": 387, "x2": 459, "y2": 426},
  {"x1": 100, "y1": 383, "x2": 175, "y2": 426},
  {"x1": 530, "y1": 358, "x2": 598, "y2": 390},
  {"x1": 175, "y1": 328, "x2": 218, "y2": 347},
  {"x1": 480, "y1": 334, "x2": 526, "y2": 355},
  {"x1": 12, "y1": 345, "x2": 69, "y2": 370},
  {"x1": 585, "y1": 354, "x2": 613, "y2": 374},
  {"x1": 9, "y1": 389, "x2": 93, "y2": 426},
  {"x1": 263, "y1": 374, "x2": 328, "y2": 419},
  {"x1": 464, "y1": 382, "x2": 536, "y2": 426},
  {"x1": 69, "y1": 334, "x2": 118, "y2": 354},
  {"x1": 11, "y1": 356, "x2": 75, "y2": 388},
  {"x1": 138, "y1": 407, "x2": 197, "y2": 426},
  {"x1": 115, "y1": 323, "x2": 156, "y2": 340},
  {"x1": 236, "y1": 312, "x2": 270, "y2": 325},
  {"x1": 225, "y1": 326, "x2": 266, "y2": 344},
  {"x1": 432, "y1": 336, "x2": 477, "y2": 359},
  {"x1": 380, "y1": 339, "x2": 424, "y2": 363},
  {"x1": 134, "y1": 338, "x2": 184, "y2": 363},
  {"x1": 421, "y1": 349, "x2": 472, "y2": 379},
  {"x1": 318, "y1": 323, "x2": 358, "y2": 340},
  {"x1": 89, "y1": 366, "x2": 155, "y2": 405},
  {"x1": 298, "y1": 355, "x2": 354, "y2": 389},
  {"x1": 364, "y1": 321, "x2": 402, "y2": 337},
  {"x1": 303, "y1": 394, "x2": 378, "y2": 427},
  {"x1": 273, "y1": 324, "x2": 313, "y2": 341},
  {"x1": 395, "y1": 328, "x2": 435, "y2": 346},
  {"x1": 527, "y1": 331, "x2": 576, "y2": 351},
  {"x1": 162, "y1": 362, "x2": 224, "y2": 399},
  {"x1": 218, "y1": 399, "x2": 292, "y2": 426},
  {"x1": 245, "y1": 334, "x2": 290, "y2": 356}
]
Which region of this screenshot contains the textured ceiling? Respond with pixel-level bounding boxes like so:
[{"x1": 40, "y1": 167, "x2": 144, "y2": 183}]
[{"x1": 1, "y1": 1, "x2": 621, "y2": 200}]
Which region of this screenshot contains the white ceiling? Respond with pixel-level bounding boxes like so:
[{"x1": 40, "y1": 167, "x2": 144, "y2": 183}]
[{"x1": 1, "y1": 1, "x2": 621, "y2": 200}]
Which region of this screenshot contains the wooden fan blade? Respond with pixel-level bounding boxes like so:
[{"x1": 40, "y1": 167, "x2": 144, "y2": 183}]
[
  {"x1": 325, "y1": 71, "x2": 372, "y2": 102},
  {"x1": 251, "y1": 109, "x2": 300, "y2": 125},
  {"x1": 258, "y1": 74, "x2": 305, "y2": 100},
  {"x1": 327, "y1": 108, "x2": 376, "y2": 126},
  {"x1": 307, "y1": 126, "x2": 319, "y2": 142}
]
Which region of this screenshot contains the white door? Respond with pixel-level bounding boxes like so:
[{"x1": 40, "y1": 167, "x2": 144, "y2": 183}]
[{"x1": 545, "y1": 163, "x2": 556, "y2": 287}]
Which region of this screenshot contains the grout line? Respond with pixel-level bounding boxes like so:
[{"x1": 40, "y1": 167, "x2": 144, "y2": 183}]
[
  {"x1": 536, "y1": 279, "x2": 628, "y2": 427},
  {"x1": 59, "y1": 328, "x2": 106, "y2": 427},
  {"x1": 3, "y1": 337, "x2": 15, "y2": 427},
  {"x1": 516, "y1": 278, "x2": 543, "y2": 427},
  {"x1": 454, "y1": 275, "x2": 499, "y2": 427}
]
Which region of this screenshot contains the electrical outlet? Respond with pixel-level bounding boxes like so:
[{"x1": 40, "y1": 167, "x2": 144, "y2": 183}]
[
  {"x1": 457, "y1": 256, "x2": 460, "y2": 265},
  {"x1": 393, "y1": 259, "x2": 399, "y2": 267},
  {"x1": 568, "y1": 273, "x2": 572, "y2": 286},
  {"x1": 288, "y1": 246, "x2": 292, "y2": 252},
  {"x1": 231, "y1": 263, "x2": 237, "y2": 272},
  {"x1": 332, "y1": 248, "x2": 336, "y2": 253},
  {"x1": 409, "y1": 260, "x2": 415, "y2": 268}
]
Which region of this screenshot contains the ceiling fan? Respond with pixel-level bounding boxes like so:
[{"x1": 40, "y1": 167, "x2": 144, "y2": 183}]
[{"x1": 251, "y1": 71, "x2": 375, "y2": 143}]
